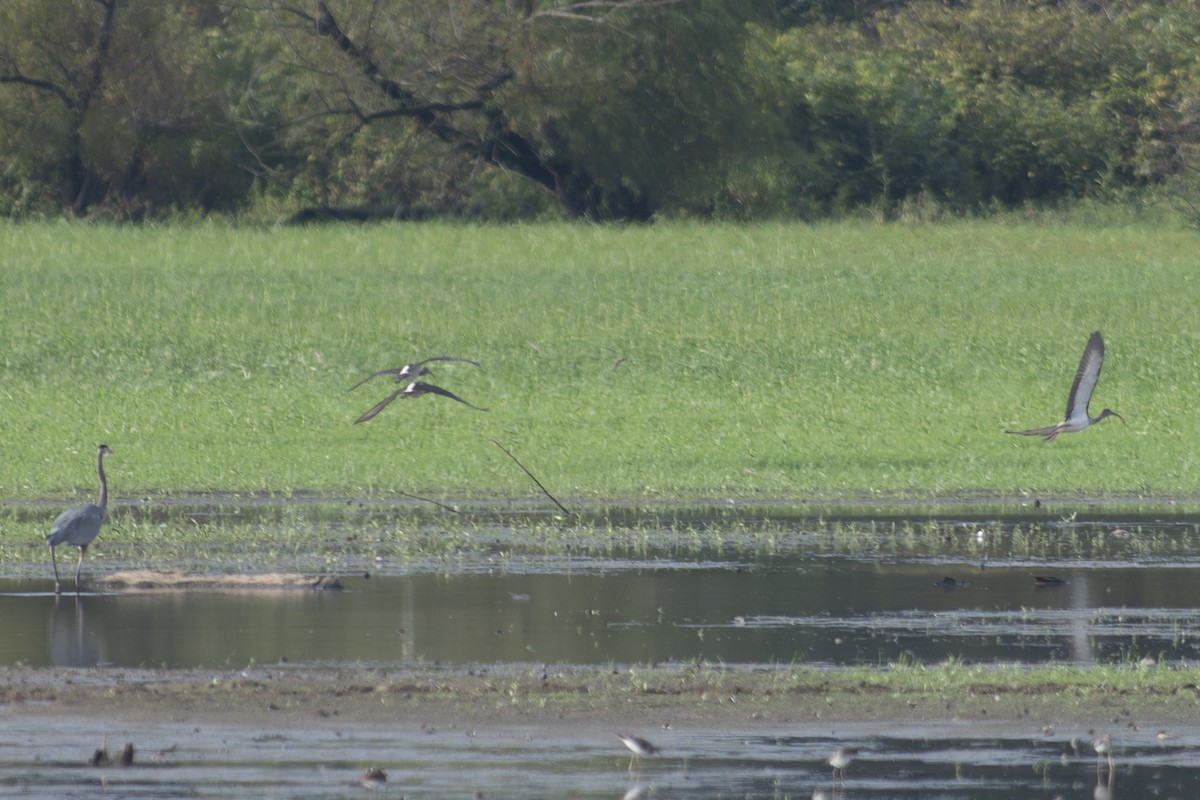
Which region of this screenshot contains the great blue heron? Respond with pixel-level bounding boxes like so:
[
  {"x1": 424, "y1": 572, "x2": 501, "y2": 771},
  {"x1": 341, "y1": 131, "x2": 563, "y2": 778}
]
[
  {"x1": 616, "y1": 733, "x2": 659, "y2": 771},
  {"x1": 1006, "y1": 331, "x2": 1124, "y2": 441},
  {"x1": 354, "y1": 381, "x2": 488, "y2": 423},
  {"x1": 348, "y1": 356, "x2": 481, "y2": 392},
  {"x1": 46, "y1": 444, "x2": 112, "y2": 594}
]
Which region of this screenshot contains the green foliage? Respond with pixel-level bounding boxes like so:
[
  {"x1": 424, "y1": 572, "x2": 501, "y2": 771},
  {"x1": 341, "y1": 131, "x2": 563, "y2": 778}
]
[
  {"x1": 505, "y1": 1, "x2": 770, "y2": 216},
  {"x1": 0, "y1": 0, "x2": 253, "y2": 218},
  {"x1": 761, "y1": 0, "x2": 1200, "y2": 215},
  {"x1": 0, "y1": 1, "x2": 1197, "y2": 219}
]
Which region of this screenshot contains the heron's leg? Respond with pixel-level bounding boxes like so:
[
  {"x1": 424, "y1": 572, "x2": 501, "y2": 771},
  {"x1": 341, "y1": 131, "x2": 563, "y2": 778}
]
[
  {"x1": 50, "y1": 545, "x2": 61, "y2": 594},
  {"x1": 73, "y1": 544, "x2": 87, "y2": 593}
]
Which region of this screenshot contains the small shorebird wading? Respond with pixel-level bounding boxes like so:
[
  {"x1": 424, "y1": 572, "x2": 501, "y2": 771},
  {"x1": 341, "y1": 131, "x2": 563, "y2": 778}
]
[
  {"x1": 827, "y1": 747, "x2": 857, "y2": 784},
  {"x1": 1092, "y1": 733, "x2": 1115, "y2": 773},
  {"x1": 616, "y1": 733, "x2": 659, "y2": 771},
  {"x1": 348, "y1": 356, "x2": 481, "y2": 392},
  {"x1": 1006, "y1": 331, "x2": 1123, "y2": 441},
  {"x1": 359, "y1": 767, "x2": 387, "y2": 790},
  {"x1": 354, "y1": 381, "x2": 488, "y2": 423}
]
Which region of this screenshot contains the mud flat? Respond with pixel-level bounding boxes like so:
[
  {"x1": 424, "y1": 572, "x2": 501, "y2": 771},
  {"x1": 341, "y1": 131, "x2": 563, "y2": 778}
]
[
  {"x1": 6, "y1": 665, "x2": 1199, "y2": 798},
  {"x1": 4, "y1": 663, "x2": 1199, "y2": 733}
]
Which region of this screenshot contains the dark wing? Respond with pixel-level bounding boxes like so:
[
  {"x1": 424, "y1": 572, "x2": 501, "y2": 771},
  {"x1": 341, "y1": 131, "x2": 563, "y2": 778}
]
[
  {"x1": 354, "y1": 387, "x2": 406, "y2": 424},
  {"x1": 1005, "y1": 425, "x2": 1062, "y2": 438},
  {"x1": 414, "y1": 356, "x2": 482, "y2": 369},
  {"x1": 1065, "y1": 331, "x2": 1104, "y2": 421},
  {"x1": 46, "y1": 504, "x2": 106, "y2": 547},
  {"x1": 349, "y1": 358, "x2": 478, "y2": 392},
  {"x1": 347, "y1": 367, "x2": 405, "y2": 392},
  {"x1": 412, "y1": 382, "x2": 488, "y2": 411}
]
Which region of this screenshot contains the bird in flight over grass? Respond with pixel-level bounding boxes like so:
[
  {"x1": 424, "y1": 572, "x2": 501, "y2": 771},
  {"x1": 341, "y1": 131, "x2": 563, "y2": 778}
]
[
  {"x1": 355, "y1": 381, "x2": 487, "y2": 423},
  {"x1": 1006, "y1": 331, "x2": 1123, "y2": 441},
  {"x1": 348, "y1": 356, "x2": 481, "y2": 392}
]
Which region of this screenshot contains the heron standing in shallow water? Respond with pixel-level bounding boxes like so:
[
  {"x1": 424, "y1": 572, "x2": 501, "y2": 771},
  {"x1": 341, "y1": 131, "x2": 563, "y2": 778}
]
[
  {"x1": 1007, "y1": 331, "x2": 1123, "y2": 441},
  {"x1": 47, "y1": 444, "x2": 112, "y2": 594}
]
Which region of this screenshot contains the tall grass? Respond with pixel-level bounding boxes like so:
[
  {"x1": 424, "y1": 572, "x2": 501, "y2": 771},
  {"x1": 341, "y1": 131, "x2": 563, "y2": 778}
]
[{"x1": 2, "y1": 220, "x2": 1197, "y2": 503}]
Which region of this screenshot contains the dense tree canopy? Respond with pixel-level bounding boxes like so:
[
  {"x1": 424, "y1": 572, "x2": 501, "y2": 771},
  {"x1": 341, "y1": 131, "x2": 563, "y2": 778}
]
[{"x1": 0, "y1": 0, "x2": 1196, "y2": 221}]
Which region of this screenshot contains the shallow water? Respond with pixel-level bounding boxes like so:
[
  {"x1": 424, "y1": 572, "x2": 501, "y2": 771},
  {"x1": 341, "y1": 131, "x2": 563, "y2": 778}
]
[
  {"x1": 3, "y1": 559, "x2": 1200, "y2": 669},
  {"x1": 5, "y1": 504, "x2": 1200, "y2": 796},
  {"x1": 4, "y1": 716, "x2": 1197, "y2": 798}
]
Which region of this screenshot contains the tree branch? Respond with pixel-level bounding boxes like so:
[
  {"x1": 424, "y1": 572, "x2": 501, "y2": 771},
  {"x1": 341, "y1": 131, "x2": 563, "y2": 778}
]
[
  {"x1": 360, "y1": 100, "x2": 485, "y2": 121},
  {"x1": 310, "y1": 2, "x2": 547, "y2": 185},
  {"x1": 528, "y1": 0, "x2": 687, "y2": 24},
  {"x1": 0, "y1": 74, "x2": 76, "y2": 110}
]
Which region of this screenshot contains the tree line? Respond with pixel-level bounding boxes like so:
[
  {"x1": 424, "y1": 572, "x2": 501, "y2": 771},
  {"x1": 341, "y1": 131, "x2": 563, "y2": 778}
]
[{"x1": 0, "y1": 0, "x2": 1196, "y2": 222}]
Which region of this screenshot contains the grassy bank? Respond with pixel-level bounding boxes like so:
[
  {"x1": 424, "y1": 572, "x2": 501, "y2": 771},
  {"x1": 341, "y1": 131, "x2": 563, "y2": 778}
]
[
  {"x1": 2, "y1": 221, "x2": 1198, "y2": 503},
  {"x1": 6, "y1": 661, "x2": 1200, "y2": 731}
]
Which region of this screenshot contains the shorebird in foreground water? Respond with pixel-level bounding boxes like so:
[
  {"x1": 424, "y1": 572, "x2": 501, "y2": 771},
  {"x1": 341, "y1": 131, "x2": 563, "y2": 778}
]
[
  {"x1": 354, "y1": 381, "x2": 488, "y2": 423},
  {"x1": 1092, "y1": 733, "x2": 1115, "y2": 775},
  {"x1": 359, "y1": 767, "x2": 387, "y2": 790},
  {"x1": 47, "y1": 444, "x2": 112, "y2": 594},
  {"x1": 827, "y1": 747, "x2": 857, "y2": 784},
  {"x1": 1007, "y1": 331, "x2": 1123, "y2": 441},
  {"x1": 348, "y1": 356, "x2": 481, "y2": 392},
  {"x1": 616, "y1": 733, "x2": 659, "y2": 771}
]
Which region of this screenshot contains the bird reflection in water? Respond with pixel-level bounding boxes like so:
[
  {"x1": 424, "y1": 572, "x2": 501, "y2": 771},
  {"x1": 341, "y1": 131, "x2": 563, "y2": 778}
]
[{"x1": 48, "y1": 594, "x2": 105, "y2": 667}]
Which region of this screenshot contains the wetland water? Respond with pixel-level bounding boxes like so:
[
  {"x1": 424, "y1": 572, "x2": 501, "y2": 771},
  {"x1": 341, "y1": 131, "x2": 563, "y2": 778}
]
[
  {"x1": 9, "y1": 715, "x2": 1199, "y2": 799},
  {"x1": 5, "y1": 561, "x2": 1200, "y2": 669},
  {"x1": 4, "y1": 502, "x2": 1200, "y2": 797}
]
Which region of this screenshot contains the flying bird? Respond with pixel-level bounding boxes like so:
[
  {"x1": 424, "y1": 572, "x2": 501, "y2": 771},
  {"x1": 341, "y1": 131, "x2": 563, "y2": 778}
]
[
  {"x1": 355, "y1": 381, "x2": 487, "y2": 423},
  {"x1": 616, "y1": 733, "x2": 659, "y2": 771},
  {"x1": 1006, "y1": 331, "x2": 1123, "y2": 441},
  {"x1": 47, "y1": 444, "x2": 112, "y2": 594},
  {"x1": 348, "y1": 356, "x2": 481, "y2": 392}
]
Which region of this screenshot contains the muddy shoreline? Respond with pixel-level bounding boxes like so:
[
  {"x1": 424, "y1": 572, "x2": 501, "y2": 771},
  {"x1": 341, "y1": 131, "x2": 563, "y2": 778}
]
[{"x1": 5, "y1": 664, "x2": 1200, "y2": 738}]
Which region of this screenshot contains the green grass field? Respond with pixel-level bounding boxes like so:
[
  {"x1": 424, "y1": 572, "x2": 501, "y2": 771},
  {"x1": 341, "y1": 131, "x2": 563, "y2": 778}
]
[{"x1": 2, "y1": 220, "x2": 1198, "y2": 505}]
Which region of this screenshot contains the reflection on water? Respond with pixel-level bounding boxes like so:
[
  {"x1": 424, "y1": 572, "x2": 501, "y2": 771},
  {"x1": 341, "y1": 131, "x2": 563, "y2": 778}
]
[
  {"x1": 5, "y1": 505, "x2": 1200, "y2": 797},
  {"x1": 2, "y1": 560, "x2": 1200, "y2": 669},
  {"x1": 47, "y1": 595, "x2": 106, "y2": 668},
  {"x1": 3, "y1": 504, "x2": 1200, "y2": 670}
]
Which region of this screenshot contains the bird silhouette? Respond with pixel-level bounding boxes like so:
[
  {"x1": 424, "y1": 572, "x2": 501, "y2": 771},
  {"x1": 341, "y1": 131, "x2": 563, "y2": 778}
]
[
  {"x1": 616, "y1": 733, "x2": 659, "y2": 771},
  {"x1": 1092, "y1": 733, "x2": 1115, "y2": 775},
  {"x1": 355, "y1": 381, "x2": 487, "y2": 423},
  {"x1": 359, "y1": 767, "x2": 387, "y2": 789},
  {"x1": 1007, "y1": 331, "x2": 1123, "y2": 441},
  {"x1": 47, "y1": 445, "x2": 112, "y2": 594},
  {"x1": 348, "y1": 356, "x2": 481, "y2": 392},
  {"x1": 827, "y1": 746, "x2": 857, "y2": 784}
]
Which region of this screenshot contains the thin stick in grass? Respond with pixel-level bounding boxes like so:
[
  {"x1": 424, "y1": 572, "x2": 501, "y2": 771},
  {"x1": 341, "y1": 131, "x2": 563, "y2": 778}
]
[
  {"x1": 396, "y1": 490, "x2": 460, "y2": 513},
  {"x1": 491, "y1": 439, "x2": 570, "y2": 515}
]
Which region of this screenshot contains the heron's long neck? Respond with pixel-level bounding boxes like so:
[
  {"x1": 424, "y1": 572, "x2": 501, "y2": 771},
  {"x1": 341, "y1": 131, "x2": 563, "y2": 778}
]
[{"x1": 97, "y1": 451, "x2": 108, "y2": 509}]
